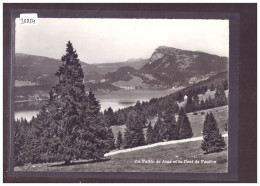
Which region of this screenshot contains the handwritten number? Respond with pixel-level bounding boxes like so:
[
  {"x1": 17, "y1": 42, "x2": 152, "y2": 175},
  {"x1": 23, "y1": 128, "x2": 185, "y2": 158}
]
[{"x1": 20, "y1": 18, "x2": 36, "y2": 25}]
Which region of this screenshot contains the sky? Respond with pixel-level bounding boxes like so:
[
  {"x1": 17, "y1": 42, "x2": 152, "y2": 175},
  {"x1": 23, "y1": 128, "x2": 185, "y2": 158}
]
[{"x1": 15, "y1": 18, "x2": 229, "y2": 64}]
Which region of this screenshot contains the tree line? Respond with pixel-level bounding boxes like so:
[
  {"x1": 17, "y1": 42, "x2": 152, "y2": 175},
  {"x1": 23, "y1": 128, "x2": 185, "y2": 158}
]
[
  {"x1": 105, "y1": 76, "x2": 228, "y2": 127},
  {"x1": 103, "y1": 83, "x2": 228, "y2": 128},
  {"x1": 185, "y1": 84, "x2": 228, "y2": 113}
]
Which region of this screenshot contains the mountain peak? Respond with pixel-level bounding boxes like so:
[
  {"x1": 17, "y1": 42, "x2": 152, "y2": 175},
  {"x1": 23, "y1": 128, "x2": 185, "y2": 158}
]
[
  {"x1": 140, "y1": 46, "x2": 228, "y2": 85},
  {"x1": 157, "y1": 46, "x2": 168, "y2": 49},
  {"x1": 126, "y1": 58, "x2": 144, "y2": 63},
  {"x1": 156, "y1": 46, "x2": 179, "y2": 51}
]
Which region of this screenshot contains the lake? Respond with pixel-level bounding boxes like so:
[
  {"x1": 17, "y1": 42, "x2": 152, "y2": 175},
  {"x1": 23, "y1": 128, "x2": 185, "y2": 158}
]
[{"x1": 14, "y1": 88, "x2": 181, "y2": 121}]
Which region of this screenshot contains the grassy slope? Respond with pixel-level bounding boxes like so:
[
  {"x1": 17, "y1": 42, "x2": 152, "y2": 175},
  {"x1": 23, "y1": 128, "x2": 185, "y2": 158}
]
[
  {"x1": 15, "y1": 105, "x2": 228, "y2": 173},
  {"x1": 112, "y1": 105, "x2": 228, "y2": 140},
  {"x1": 187, "y1": 105, "x2": 228, "y2": 137},
  {"x1": 110, "y1": 89, "x2": 229, "y2": 141},
  {"x1": 14, "y1": 138, "x2": 228, "y2": 173}
]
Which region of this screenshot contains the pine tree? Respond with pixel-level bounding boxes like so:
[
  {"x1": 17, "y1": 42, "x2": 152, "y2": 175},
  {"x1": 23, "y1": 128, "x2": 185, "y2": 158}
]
[
  {"x1": 177, "y1": 92, "x2": 184, "y2": 103},
  {"x1": 162, "y1": 107, "x2": 179, "y2": 141},
  {"x1": 79, "y1": 90, "x2": 110, "y2": 161},
  {"x1": 177, "y1": 107, "x2": 185, "y2": 129},
  {"x1": 104, "y1": 107, "x2": 117, "y2": 126},
  {"x1": 117, "y1": 110, "x2": 126, "y2": 126},
  {"x1": 124, "y1": 112, "x2": 145, "y2": 148},
  {"x1": 30, "y1": 41, "x2": 110, "y2": 164},
  {"x1": 28, "y1": 105, "x2": 57, "y2": 164},
  {"x1": 201, "y1": 112, "x2": 226, "y2": 153},
  {"x1": 179, "y1": 111, "x2": 193, "y2": 139},
  {"x1": 116, "y1": 131, "x2": 123, "y2": 149},
  {"x1": 193, "y1": 94, "x2": 200, "y2": 111},
  {"x1": 200, "y1": 99, "x2": 206, "y2": 110},
  {"x1": 215, "y1": 84, "x2": 227, "y2": 107},
  {"x1": 134, "y1": 101, "x2": 147, "y2": 127},
  {"x1": 123, "y1": 114, "x2": 133, "y2": 148},
  {"x1": 206, "y1": 95, "x2": 214, "y2": 109},
  {"x1": 203, "y1": 112, "x2": 219, "y2": 135},
  {"x1": 146, "y1": 122, "x2": 155, "y2": 144},
  {"x1": 201, "y1": 130, "x2": 226, "y2": 154},
  {"x1": 14, "y1": 118, "x2": 28, "y2": 166},
  {"x1": 106, "y1": 127, "x2": 115, "y2": 150},
  {"x1": 205, "y1": 98, "x2": 209, "y2": 109},
  {"x1": 172, "y1": 102, "x2": 179, "y2": 114},
  {"x1": 202, "y1": 112, "x2": 209, "y2": 135},
  {"x1": 153, "y1": 116, "x2": 163, "y2": 143},
  {"x1": 185, "y1": 96, "x2": 195, "y2": 113}
]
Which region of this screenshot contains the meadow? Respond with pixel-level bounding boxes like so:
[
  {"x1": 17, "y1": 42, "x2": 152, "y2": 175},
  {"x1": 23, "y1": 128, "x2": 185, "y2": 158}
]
[
  {"x1": 14, "y1": 137, "x2": 228, "y2": 173},
  {"x1": 15, "y1": 105, "x2": 228, "y2": 173}
]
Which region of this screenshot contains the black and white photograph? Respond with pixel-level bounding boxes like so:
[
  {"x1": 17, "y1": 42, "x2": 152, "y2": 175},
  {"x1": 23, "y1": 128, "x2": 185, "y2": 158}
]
[
  {"x1": 13, "y1": 17, "x2": 231, "y2": 173},
  {"x1": 3, "y1": 2, "x2": 259, "y2": 183}
]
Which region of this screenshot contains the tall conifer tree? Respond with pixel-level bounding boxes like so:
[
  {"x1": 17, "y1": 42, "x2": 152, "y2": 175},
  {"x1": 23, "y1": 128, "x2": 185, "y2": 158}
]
[
  {"x1": 106, "y1": 127, "x2": 115, "y2": 150},
  {"x1": 14, "y1": 118, "x2": 28, "y2": 166},
  {"x1": 116, "y1": 131, "x2": 123, "y2": 149},
  {"x1": 178, "y1": 111, "x2": 193, "y2": 139},
  {"x1": 200, "y1": 99, "x2": 206, "y2": 110},
  {"x1": 124, "y1": 112, "x2": 145, "y2": 148},
  {"x1": 162, "y1": 107, "x2": 179, "y2": 140},
  {"x1": 215, "y1": 85, "x2": 227, "y2": 107},
  {"x1": 203, "y1": 112, "x2": 218, "y2": 135},
  {"x1": 31, "y1": 41, "x2": 110, "y2": 164},
  {"x1": 177, "y1": 92, "x2": 184, "y2": 103},
  {"x1": 185, "y1": 96, "x2": 195, "y2": 113},
  {"x1": 201, "y1": 112, "x2": 226, "y2": 153},
  {"x1": 146, "y1": 122, "x2": 155, "y2": 144},
  {"x1": 153, "y1": 116, "x2": 163, "y2": 143},
  {"x1": 104, "y1": 107, "x2": 117, "y2": 126}
]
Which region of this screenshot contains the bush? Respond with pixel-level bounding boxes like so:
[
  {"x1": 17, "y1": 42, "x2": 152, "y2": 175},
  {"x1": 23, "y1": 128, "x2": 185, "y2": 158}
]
[
  {"x1": 193, "y1": 112, "x2": 198, "y2": 115},
  {"x1": 201, "y1": 112, "x2": 205, "y2": 115}
]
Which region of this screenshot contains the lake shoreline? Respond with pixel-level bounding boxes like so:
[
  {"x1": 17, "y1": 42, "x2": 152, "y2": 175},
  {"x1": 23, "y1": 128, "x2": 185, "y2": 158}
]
[
  {"x1": 15, "y1": 88, "x2": 184, "y2": 121},
  {"x1": 14, "y1": 86, "x2": 184, "y2": 102}
]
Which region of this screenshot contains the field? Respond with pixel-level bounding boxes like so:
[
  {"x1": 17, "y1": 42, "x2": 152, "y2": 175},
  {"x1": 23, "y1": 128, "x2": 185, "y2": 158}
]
[{"x1": 14, "y1": 137, "x2": 228, "y2": 173}]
